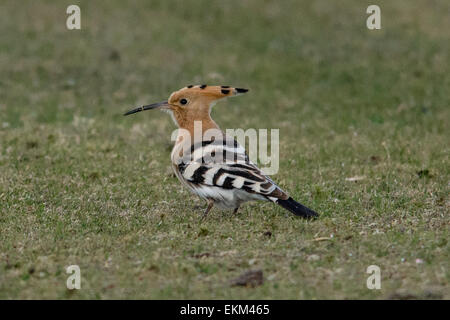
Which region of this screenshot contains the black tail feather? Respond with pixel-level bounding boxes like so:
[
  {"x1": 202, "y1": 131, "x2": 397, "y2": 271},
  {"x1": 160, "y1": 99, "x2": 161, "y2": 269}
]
[{"x1": 277, "y1": 197, "x2": 318, "y2": 219}]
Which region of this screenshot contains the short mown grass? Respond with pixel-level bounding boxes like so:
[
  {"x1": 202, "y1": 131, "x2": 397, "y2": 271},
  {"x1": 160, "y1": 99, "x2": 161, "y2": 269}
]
[{"x1": 0, "y1": 0, "x2": 448, "y2": 299}]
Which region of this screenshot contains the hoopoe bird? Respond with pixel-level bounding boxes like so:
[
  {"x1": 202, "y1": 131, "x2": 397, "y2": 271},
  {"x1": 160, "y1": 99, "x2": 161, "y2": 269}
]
[{"x1": 124, "y1": 85, "x2": 318, "y2": 219}]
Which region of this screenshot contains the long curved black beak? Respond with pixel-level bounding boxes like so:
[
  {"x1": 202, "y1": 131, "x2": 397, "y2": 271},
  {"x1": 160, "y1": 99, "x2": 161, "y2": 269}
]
[{"x1": 123, "y1": 101, "x2": 169, "y2": 116}]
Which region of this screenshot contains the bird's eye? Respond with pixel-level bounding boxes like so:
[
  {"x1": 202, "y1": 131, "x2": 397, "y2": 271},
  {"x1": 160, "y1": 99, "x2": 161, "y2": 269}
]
[{"x1": 180, "y1": 98, "x2": 188, "y2": 105}]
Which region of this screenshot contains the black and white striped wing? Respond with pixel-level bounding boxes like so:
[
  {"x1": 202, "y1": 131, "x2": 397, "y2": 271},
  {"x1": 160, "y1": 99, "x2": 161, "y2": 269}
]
[{"x1": 177, "y1": 138, "x2": 288, "y2": 202}]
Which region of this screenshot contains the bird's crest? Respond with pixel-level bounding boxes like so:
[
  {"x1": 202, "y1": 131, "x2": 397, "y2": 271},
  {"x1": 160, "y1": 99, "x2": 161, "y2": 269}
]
[{"x1": 168, "y1": 85, "x2": 248, "y2": 105}]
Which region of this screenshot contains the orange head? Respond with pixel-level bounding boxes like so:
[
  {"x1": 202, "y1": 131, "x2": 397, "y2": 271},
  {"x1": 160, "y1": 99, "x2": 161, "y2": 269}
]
[{"x1": 124, "y1": 85, "x2": 248, "y2": 131}]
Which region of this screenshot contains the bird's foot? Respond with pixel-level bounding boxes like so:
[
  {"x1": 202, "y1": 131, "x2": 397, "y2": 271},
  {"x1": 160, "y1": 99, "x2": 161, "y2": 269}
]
[{"x1": 199, "y1": 200, "x2": 214, "y2": 222}]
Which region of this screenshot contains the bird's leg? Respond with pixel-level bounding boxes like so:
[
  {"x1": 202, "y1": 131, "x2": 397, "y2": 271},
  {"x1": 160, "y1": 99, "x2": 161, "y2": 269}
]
[
  {"x1": 200, "y1": 200, "x2": 214, "y2": 221},
  {"x1": 233, "y1": 207, "x2": 239, "y2": 215}
]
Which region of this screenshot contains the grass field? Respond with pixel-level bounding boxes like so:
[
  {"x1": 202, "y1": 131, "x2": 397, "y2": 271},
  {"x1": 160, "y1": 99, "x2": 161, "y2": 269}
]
[{"x1": 0, "y1": 0, "x2": 448, "y2": 299}]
